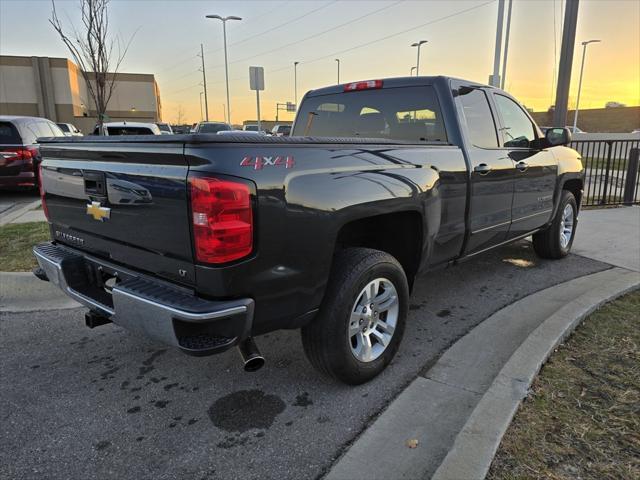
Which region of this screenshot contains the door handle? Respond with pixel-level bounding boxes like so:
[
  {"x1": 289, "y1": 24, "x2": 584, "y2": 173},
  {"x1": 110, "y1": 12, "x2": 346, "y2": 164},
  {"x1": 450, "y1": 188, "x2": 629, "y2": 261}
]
[
  {"x1": 474, "y1": 163, "x2": 492, "y2": 175},
  {"x1": 516, "y1": 161, "x2": 529, "y2": 171}
]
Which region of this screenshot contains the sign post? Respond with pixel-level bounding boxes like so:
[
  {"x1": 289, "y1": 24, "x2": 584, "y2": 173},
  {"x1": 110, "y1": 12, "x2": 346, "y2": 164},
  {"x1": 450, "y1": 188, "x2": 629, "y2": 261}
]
[{"x1": 249, "y1": 66, "x2": 265, "y2": 131}]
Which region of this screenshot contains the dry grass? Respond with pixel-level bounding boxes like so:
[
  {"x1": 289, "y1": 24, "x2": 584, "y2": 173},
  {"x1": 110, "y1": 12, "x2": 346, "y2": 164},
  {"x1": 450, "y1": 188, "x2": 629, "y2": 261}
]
[
  {"x1": 488, "y1": 290, "x2": 640, "y2": 480},
  {"x1": 0, "y1": 221, "x2": 50, "y2": 271}
]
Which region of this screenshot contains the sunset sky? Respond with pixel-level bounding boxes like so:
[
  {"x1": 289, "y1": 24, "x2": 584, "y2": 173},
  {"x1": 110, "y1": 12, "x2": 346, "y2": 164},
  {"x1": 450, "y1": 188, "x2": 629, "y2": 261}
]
[{"x1": 1, "y1": 0, "x2": 639, "y2": 124}]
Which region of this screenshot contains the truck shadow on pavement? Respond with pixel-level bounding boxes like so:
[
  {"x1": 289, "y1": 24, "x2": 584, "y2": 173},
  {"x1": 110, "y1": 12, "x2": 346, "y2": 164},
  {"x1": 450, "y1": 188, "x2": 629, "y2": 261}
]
[{"x1": 0, "y1": 241, "x2": 610, "y2": 480}]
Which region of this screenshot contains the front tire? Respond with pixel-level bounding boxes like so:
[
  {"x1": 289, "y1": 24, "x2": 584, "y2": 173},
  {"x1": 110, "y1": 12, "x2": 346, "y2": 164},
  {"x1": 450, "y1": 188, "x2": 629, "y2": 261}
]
[
  {"x1": 532, "y1": 190, "x2": 578, "y2": 259},
  {"x1": 301, "y1": 248, "x2": 409, "y2": 385}
]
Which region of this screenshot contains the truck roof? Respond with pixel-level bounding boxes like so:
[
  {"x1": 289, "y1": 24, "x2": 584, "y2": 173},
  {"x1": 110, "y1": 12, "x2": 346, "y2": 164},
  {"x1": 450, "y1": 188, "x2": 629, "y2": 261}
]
[{"x1": 305, "y1": 75, "x2": 492, "y2": 98}]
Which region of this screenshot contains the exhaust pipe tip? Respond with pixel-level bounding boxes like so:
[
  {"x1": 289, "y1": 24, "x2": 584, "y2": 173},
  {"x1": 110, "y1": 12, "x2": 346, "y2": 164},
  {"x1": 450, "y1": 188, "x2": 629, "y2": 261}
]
[{"x1": 238, "y1": 337, "x2": 265, "y2": 372}]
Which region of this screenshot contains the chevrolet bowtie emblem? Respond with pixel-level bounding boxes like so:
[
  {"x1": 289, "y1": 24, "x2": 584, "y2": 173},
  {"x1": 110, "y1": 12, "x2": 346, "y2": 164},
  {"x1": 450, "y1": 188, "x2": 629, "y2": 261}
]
[{"x1": 86, "y1": 201, "x2": 111, "y2": 222}]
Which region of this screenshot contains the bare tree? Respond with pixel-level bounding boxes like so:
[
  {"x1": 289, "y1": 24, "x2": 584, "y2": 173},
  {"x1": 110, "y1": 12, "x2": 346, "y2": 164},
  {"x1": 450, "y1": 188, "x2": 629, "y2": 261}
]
[{"x1": 50, "y1": 0, "x2": 135, "y2": 133}]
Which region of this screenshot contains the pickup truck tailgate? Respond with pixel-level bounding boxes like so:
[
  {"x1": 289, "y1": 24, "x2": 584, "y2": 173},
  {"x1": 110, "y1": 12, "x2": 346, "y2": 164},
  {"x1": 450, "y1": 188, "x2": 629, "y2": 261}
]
[{"x1": 40, "y1": 141, "x2": 195, "y2": 284}]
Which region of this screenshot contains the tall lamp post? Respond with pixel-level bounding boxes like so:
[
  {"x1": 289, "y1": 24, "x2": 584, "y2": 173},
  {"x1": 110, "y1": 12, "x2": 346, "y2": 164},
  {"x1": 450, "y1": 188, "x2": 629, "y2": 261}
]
[
  {"x1": 411, "y1": 40, "x2": 428, "y2": 76},
  {"x1": 205, "y1": 14, "x2": 242, "y2": 125},
  {"x1": 335, "y1": 58, "x2": 340, "y2": 84},
  {"x1": 294, "y1": 61, "x2": 299, "y2": 108},
  {"x1": 573, "y1": 39, "x2": 601, "y2": 132}
]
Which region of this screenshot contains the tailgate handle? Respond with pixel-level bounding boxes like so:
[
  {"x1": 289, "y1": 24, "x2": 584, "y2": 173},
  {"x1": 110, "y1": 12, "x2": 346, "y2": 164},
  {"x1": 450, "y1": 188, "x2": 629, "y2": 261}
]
[{"x1": 84, "y1": 171, "x2": 107, "y2": 196}]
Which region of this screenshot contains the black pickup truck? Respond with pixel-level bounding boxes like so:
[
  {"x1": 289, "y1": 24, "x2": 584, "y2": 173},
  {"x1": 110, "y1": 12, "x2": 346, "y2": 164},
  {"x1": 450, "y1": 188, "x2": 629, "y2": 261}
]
[{"x1": 33, "y1": 76, "x2": 583, "y2": 384}]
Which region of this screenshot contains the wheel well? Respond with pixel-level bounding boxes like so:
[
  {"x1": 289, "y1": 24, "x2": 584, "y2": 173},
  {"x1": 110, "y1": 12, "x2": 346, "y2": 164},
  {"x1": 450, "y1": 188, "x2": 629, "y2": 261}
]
[
  {"x1": 334, "y1": 211, "x2": 423, "y2": 288},
  {"x1": 563, "y1": 179, "x2": 583, "y2": 211}
]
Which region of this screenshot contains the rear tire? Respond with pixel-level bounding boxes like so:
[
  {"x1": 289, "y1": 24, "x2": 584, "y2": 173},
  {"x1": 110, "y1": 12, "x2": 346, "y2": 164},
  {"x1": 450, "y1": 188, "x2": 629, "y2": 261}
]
[
  {"x1": 301, "y1": 248, "x2": 408, "y2": 385},
  {"x1": 532, "y1": 190, "x2": 577, "y2": 259}
]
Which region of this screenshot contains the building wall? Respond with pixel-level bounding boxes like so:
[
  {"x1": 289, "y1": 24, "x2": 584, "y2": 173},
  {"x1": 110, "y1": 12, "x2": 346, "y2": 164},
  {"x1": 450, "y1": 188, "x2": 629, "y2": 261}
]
[
  {"x1": 531, "y1": 106, "x2": 640, "y2": 133},
  {"x1": 0, "y1": 55, "x2": 162, "y2": 133}
]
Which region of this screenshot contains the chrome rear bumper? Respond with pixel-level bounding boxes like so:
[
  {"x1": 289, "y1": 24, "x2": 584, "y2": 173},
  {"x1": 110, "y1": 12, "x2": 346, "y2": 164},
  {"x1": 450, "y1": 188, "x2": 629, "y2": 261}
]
[{"x1": 33, "y1": 242, "x2": 254, "y2": 356}]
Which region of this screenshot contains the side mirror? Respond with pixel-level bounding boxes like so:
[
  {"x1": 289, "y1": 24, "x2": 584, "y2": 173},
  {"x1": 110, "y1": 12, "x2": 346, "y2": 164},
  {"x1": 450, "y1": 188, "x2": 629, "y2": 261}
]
[{"x1": 545, "y1": 127, "x2": 572, "y2": 146}]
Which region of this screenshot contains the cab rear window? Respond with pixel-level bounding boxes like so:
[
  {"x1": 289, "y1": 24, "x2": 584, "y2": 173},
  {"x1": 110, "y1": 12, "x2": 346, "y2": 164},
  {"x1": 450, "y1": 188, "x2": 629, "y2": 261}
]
[
  {"x1": 0, "y1": 122, "x2": 22, "y2": 144},
  {"x1": 293, "y1": 86, "x2": 447, "y2": 143}
]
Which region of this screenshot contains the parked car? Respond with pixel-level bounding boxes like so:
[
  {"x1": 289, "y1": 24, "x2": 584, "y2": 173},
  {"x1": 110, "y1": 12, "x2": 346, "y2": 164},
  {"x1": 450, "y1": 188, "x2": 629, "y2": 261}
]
[
  {"x1": 271, "y1": 124, "x2": 291, "y2": 136},
  {"x1": 56, "y1": 122, "x2": 83, "y2": 136},
  {"x1": 155, "y1": 122, "x2": 174, "y2": 135},
  {"x1": 0, "y1": 115, "x2": 65, "y2": 189},
  {"x1": 34, "y1": 76, "x2": 583, "y2": 384},
  {"x1": 540, "y1": 125, "x2": 584, "y2": 135},
  {"x1": 91, "y1": 122, "x2": 161, "y2": 136},
  {"x1": 216, "y1": 130, "x2": 266, "y2": 136},
  {"x1": 193, "y1": 121, "x2": 232, "y2": 134},
  {"x1": 242, "y1": 124, "x2": 268, "y2": 134}
]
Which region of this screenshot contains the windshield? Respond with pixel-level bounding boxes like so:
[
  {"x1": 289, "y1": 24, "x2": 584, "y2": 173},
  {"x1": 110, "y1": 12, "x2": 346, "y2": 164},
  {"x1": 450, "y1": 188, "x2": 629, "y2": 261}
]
[
  {"x1": 293, "y1": 86, "x2": 447, "y2": 143},
  {"x1": 199, "y1": 123, "x2": 230, "y2": 133}
]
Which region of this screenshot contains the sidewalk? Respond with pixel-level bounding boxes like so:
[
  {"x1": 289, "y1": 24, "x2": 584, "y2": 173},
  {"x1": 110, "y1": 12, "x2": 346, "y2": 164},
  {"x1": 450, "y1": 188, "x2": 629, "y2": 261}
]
[
  {"x1": 0, "y1": 198, "x2": 44, "y2": 226},
  {"x1": 326, "y1": 206, "x2": 640, "y2": 480}
]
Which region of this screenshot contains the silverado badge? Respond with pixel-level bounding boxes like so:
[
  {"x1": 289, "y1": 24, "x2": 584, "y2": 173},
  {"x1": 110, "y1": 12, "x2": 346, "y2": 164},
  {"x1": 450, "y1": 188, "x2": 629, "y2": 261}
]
[{"x1": 86, "y1": 201, "x2": 111, "y2": 222}]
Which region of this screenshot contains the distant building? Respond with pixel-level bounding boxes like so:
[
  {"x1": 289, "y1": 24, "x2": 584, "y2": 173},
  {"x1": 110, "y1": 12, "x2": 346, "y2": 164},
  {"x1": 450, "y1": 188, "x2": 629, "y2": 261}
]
[{"x1": 0, "y1": 55, "x2": 162, "y2": 133}]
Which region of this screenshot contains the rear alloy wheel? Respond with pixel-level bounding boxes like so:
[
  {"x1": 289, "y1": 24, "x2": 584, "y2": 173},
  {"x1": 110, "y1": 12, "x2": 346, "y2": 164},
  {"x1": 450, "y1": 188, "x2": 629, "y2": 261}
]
[
  {"x1": 533, "y1": 190, "x2": 578, "y2": 259},
  {"x1": 301, "y1": 248, "x2": 408, "y2": 385},
  {"x1": 348, "y1": 278, "x2": 399, "y2": 363}
]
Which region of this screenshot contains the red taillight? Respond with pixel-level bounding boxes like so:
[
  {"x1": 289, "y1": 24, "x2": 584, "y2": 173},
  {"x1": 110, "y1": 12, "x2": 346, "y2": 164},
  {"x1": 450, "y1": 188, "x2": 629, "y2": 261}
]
[
  {"x1": 39, "y1": 163, "x2": 50, "y2": 221},
  {"x1": 343, "y1": 80, "x2": 383, "y2": 92},
  {"x1": 189, "y1": 176, "x2": 253, "y2": 264},
  {"x1": 0, "y1": 146, "x2": 36, "y2": 162}
]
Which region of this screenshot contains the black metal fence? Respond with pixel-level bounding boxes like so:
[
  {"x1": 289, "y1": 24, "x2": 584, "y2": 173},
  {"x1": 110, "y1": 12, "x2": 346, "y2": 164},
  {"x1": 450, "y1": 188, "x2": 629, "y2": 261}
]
[{"x1": 569, "y1": 139, "x2": 640, "y2": 206}]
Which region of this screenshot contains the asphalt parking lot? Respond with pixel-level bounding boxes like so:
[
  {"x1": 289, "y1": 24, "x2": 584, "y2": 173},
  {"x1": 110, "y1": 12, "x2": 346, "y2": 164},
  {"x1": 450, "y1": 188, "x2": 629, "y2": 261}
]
[{"x1": 0, "y1": 241, "x2": 609, "y2": 480}]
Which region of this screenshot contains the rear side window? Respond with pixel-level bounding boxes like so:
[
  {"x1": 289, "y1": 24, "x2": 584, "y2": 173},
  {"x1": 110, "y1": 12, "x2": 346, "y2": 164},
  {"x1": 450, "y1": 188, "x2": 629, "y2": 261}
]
[
  {"x1": 106, "y1": 126, "x2": 154, "y2": 135},
  {"x1": 0, "y1": 122, "x2": 22, "y2": 144},
  {"x1": 458, "y1": 88, "x2": 499, "y2": 148},
  {"x1": 57, "y1": 123, "x2": 70, "y2": 132},
  {"x1": 293, "y1": 86, "x2": 447, "y2": 143}
]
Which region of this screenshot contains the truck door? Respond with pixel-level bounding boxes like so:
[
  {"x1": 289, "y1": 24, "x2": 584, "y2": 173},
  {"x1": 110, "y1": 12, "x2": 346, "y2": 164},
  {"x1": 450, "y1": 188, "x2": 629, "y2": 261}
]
[
  {"x1": 456, "y1": 86, "x2": 516, "y2": 254},
  {"x1": 491, "y1": 93, "x2": 557, "y2": 238}
]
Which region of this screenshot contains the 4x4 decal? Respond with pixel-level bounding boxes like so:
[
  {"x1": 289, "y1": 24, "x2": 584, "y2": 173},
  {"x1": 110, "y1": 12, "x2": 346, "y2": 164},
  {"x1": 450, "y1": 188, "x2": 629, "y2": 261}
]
[{"x1": 240, "y1": 156, "x2": 295, "y2": 170}]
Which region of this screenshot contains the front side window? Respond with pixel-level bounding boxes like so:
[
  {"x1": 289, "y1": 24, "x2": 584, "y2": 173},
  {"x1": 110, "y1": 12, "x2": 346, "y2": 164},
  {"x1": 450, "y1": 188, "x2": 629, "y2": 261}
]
[
  {"x1": 493, "y1": 94, "x2": 535, "y2": 148},
  {"x1": 458, "y1": 88, "x2": 499, "y2": 148},
  {"x1": 293, "y1": 86, "x2": 447, "y2": 143}
]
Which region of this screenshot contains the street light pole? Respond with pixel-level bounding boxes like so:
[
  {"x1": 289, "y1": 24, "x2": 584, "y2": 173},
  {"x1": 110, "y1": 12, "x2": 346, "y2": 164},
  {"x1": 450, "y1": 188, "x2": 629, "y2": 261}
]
[
  {"x1": 294, "y1": 61, "x2": 299, "y2": 108},
  {"x1": 573, "y1": 39, "x2": 601, "y2": 132},
  {"x1": 206, "y1": 14, "x2": 242, "y2": 125},
  {"x1": 199, "y1": 91, "x2": 204, "y2": 121},
  {"x1": 411, "y1": 40, "x2": 428, "y2": 76},
  {"x1": 410, "y1": 66, "x2": 417, "y2": 76},
  {"x1": 491, "y1": 0, "x2": 505, "y2": 87},
  {"x1": 335, "y1": 58, "x2": 340, "y2": 84},
  {"x1": 500, "y1": 0, "x2": 513, "y2": 90}
]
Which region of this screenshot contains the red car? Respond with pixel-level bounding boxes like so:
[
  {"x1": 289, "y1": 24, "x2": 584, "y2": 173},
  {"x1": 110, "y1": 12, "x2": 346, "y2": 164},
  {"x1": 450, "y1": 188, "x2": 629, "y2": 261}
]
[{"x1": 0, "y1": 115, "x2": 65, "y2": 189}]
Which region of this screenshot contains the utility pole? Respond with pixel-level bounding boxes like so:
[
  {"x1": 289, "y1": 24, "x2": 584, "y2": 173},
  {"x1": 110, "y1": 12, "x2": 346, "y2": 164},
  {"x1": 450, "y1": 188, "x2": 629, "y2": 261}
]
[
  {"x1": 199, "y1": 91, "x2": 204, "y2": 121},
  {"x1": 500, "y1": 0, "x2": 513, "y2": 90},
  {"x1": 490, "y1": 0, "x2": 505, "y2": 87},
  {"x1": 335, "y1": 58, "x2": 340, "y2": 84},
  {"x1": 199, "y1": 44, "x2": 209, "y2": 121},
  {"x1": 553, "y1": 0, "x2": 580, "y2": 127},
  {"x1": 573, "y1": 39, "x2": 601, "y2": 132}
]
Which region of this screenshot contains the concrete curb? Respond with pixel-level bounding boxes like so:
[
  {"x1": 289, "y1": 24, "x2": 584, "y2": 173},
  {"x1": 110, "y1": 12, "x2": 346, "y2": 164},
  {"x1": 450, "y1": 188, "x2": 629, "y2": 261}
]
[
  {"x1": 0, "y1": 199, "x2": 41, "y2": 226},
  {"x1": 324, "y1": 267, "x2": 640, "y2": 480},
  {"x1": 431, "y1": 267, "x2": 640, "y2": 480},
  {"x1": 0, "y1": 271, "x2": 81, "y2": 313}
]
